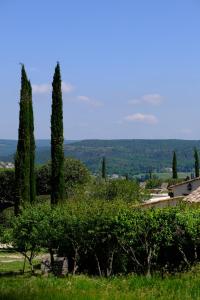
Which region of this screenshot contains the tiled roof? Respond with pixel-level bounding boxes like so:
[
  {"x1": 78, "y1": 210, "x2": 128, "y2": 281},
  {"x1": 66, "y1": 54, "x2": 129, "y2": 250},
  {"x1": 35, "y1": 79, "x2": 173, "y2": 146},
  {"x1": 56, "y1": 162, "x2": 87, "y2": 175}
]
[
  {"x1": 184, "y1": 186, "x2": 200, "y2": 203},
  {"x1": 169, "y1": 177, "x2": 200, "y2": 189}
]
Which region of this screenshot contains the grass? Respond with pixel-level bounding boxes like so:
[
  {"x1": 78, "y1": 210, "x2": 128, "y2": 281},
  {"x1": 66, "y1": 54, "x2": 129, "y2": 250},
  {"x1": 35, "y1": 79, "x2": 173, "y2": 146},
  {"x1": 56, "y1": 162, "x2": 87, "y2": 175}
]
[
  {"x1": 1, "y1": 252, "x2": 200, "y2": 299},
  {"x1": 0, "y1": 273, "x2": 200, "y2": 300},
  {"x1": 0, "y1": 251, "x2": 39, "y2": 273}
]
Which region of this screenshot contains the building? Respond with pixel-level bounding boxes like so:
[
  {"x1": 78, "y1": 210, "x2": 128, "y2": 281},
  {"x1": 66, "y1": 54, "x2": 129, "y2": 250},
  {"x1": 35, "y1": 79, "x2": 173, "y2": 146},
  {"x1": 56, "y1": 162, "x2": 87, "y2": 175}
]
[
  {"x1": 168, "y1": 177, "x2": 200, "y2": 198},
  {"x1": 183, "y1": 186, "x2": 200, "y2": 203}
]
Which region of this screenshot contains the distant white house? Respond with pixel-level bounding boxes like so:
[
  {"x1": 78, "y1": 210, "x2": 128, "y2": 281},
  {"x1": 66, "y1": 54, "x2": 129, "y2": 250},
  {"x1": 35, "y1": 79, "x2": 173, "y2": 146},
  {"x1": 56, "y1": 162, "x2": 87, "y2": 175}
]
[{"x1": 168, "y1": 177, "x2": 200, "y2": 198}]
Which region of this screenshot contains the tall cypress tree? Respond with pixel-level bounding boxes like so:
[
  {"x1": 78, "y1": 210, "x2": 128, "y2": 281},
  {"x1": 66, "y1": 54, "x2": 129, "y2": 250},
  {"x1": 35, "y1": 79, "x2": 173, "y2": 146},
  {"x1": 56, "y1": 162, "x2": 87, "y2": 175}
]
[
  {"x1": 15, "y1": 65, "x2": 31, "y2": 213},
  {"x1": 51, "y1": 63, "x2": 65, "y2": 204},
  {"x1": 194, "y1": 148, "x2": 199, "y2": 178},
  {"x1": 28, "y1": 80, "x2": 36, "y2": 203},
  {"x1": 102, "y1": 156, "x2": 106, "y2": 180},
  {"x1": 172, "y1": 151, "x2": 178, "y2": 179}
]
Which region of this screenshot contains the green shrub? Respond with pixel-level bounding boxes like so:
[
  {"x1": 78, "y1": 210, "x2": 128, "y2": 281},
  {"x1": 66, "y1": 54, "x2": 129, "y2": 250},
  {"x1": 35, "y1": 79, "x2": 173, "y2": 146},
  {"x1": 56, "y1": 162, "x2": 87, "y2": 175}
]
[
  {"x1": 0, "y1": 170, "x2": 15, "y2": 203},
  {"x1": 145, "y1": 177, "x2": 162, "y2": 189},
  {"x1": 86, "y1": 179, "x2": 143, "y2": 203},
  {"x1": 36, "y1": 158, "x2": 90, "y2": 196}
]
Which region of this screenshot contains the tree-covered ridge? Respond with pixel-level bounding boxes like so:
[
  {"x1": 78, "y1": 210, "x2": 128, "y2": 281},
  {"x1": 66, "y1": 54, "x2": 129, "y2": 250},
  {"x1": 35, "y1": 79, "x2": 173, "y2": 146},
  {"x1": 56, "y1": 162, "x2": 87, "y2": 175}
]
[
  {"x1": 1, "y1": 139, "x2": 200, "y2": 175},
  {"x1": 63, "y1": 139, "x2": 200, "y2": 175}
]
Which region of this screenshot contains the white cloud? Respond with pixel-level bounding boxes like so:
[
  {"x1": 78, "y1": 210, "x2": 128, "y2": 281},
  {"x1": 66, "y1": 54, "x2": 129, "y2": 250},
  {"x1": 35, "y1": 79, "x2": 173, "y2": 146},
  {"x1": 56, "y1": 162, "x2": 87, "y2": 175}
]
[
  {"x1": 62, "y1": 82, "x2": 74, "y2": 93},
  {"x1": 124, "y1": 113, "x2": 158, "y2": 124},
  {"x1": 32, "y1": 81, "x2": 74, "y2": 94},
  {"x1": 32, "y1": 84, "x2": 51, "y2": 94},
  {"x1": 77, "y1": 95, "x2": 103, "y2": 107},
  {"x1": 129, "y1": 93, "x2": 163, "y2": 106}
]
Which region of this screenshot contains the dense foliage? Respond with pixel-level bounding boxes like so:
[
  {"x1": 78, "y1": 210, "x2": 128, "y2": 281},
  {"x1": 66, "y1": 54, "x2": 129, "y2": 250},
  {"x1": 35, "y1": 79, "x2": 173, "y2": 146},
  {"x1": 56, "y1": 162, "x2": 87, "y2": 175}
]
[
  {"x1": 15, "y1": 65, "x2": 35, "y2": 211},
  {"x1": 3, "y1": 203, "x2": 200, "y2": 277},
  {"x1": 145, "y1": 177, "x2": 162, "y2": 189},
  {"x1": 0, "y1": 158, "x2": 90, "y2": 205},
  {"x1": 2, "y1": 139, "x2": 200, "y2": 176},
  {"x1": 172, "y1": 151, "x2": 178, "y2": 179},
  {"x1": 38, "y1": 139, "x2": 200, "y2": 175},
  {"x1": 36, "y1": 158, "x2": 90, "y2": 196},
  {"x1": 29, "y1": 79, "x2": 36, "y2": 203},
  {"x1": 85, "y1": 179, "x2": 144, "y2": 203},
  {"x1": 0, "y1": 170, "x2": 15, "y2": 205},
  {"x1": 194, "y1": 148, "x2": 199, "y2": 178},
  {"x1": 51, "y1": 63, "x2": 65, "y2": 204}
]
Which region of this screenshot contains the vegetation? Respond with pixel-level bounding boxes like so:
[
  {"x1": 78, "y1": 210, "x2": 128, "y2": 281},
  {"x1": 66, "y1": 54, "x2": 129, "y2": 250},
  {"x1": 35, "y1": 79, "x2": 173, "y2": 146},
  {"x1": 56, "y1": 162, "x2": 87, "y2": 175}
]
[
  {"x1": 101, "y1": 156, "x2": 106, "y2": 179},
  {"x1": 2, "y1": 203, "x2": 200, "y2": 278},
  {"x1": 172, "y1": 151, "x2": 178, "y2": 179},
  {"x1": 51, "y1": 63, "x2": 65, "y2": 204},
  {"x1": 2, "y1": 139, "x2": 200, "y2": 176},
  {"x1": 36, "y1": 158, "x2": 90, "y2": 197},
  {"x1": 0, "y1": 158, "x2": 90, "y2": 206},
  {"x1": 1, "y1": 64, "x2": 200, "y2": 299},
  {"x1": 194, "y1": 147, "x2": 199, "y2": 178},
  {"x1": 145, "y1": 177, "x2": 162, "y2": 189},
  {"x1": 38, "y1": 139, "x2": 200, "y2": 176},
  {"x1": 15, "y1": 65, "x2": 30, "y2": 212},
  {"x1": 28, "y1": 79, "x2": 36, "y2": 203},
  {"x1": 1, "y1": 272, "x2": 200, "y2": 300}
]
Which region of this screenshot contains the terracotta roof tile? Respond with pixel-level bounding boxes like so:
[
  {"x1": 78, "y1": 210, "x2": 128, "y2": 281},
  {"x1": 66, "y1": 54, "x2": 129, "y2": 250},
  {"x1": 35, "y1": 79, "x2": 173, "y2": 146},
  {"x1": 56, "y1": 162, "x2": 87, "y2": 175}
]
[{"x1": 184, "y1": 186, "x2": 200, "y2": 203}]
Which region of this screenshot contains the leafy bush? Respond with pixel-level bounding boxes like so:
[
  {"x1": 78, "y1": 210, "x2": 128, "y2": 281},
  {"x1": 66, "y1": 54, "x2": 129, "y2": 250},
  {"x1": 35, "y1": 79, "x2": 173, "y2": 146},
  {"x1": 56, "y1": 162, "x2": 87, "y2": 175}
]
[
  {"x1": 86, "y1": 179, "x2": 143, "y2": 203},
  {"x1": 36, "y1": 158, "x2": 90, "y2": 196},
  {"x1": 145, "y1": 177, "x2": 162, "y2": 189},
  {"x1": 0, "y1": 170, "x2": 15, "y2": 203},
  {"x1": 6, "y1": 202, "x2": 200, "y2": 276}
]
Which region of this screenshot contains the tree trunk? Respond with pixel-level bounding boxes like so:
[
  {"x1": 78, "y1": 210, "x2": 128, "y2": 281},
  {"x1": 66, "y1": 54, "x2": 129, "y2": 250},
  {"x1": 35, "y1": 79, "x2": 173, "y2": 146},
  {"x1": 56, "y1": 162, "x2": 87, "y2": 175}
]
[
  {"x1": 22, "y1": 256, "x2": 26, "y2": 274},
  {"x1": 146, "y1": 247, "x2": 152, "y2": 278},
  {"x1": 72, "y1": 248, "x2": 79, "y2": 275},
  {"x1": 106, "y1": 251, "x2": 114, "y2": 277},
  {"x1": 178, "y1": 246, "x2": 190, "y2": 266},
  {"x1": 94, "y1": 254, "x2": 102, "y2": 277}
]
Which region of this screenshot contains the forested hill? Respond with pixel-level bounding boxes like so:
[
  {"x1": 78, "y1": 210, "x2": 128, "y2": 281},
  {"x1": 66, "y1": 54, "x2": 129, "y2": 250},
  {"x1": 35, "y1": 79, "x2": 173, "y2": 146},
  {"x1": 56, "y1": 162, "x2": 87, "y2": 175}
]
[
  {"x1": 62, "y1": 139, "x2": 200, "y2": 175},
  {"x1": 1, "y1": 139, "x2": 200, "y2": 175}
]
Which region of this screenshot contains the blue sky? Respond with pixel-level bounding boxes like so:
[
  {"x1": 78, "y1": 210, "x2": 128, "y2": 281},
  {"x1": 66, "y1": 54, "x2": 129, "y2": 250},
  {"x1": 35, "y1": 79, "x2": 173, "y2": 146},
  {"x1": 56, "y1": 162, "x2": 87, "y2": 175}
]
[{"x1": 0, "y1": 0, "x2": 200, "y2": 140}]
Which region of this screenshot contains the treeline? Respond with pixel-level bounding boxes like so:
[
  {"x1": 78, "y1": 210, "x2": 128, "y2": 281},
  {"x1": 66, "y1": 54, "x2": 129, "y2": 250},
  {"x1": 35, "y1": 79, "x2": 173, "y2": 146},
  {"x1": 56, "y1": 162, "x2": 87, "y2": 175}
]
[
  {"x1": 36, "y1": 139, "x2": 200, "y2": 176},
  {"x1": 3, "y1": 202, "x2": 200, "y2": 277},
  {"x1": 1, "y1": 139, "x2": 200, "y2": 176},
  {"x1": 0, "y1": 158, "x2": 90, "y2": 205}
]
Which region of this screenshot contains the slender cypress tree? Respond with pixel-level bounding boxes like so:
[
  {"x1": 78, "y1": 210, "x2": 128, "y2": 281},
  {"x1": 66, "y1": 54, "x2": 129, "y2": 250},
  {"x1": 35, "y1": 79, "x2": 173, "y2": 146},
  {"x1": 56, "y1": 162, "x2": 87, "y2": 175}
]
[
  {"x1": 28, "y1": 80, "x2": 36, "y2": 203},
  {"x1": 194, "y1": 148, "x2": 199, "y2": 178},
  {"x1": 51, "y1": 63, "x2": 65, "y2": 204},
  {"x1": 102, "y1": 156, "x2": 106, "y2": 180},
  {"x1": 15, "y1": 65, "x2": 31, "y2": 213},
  {"x1": 172, "y1": 151, "x2": 178, "y2": 179}
]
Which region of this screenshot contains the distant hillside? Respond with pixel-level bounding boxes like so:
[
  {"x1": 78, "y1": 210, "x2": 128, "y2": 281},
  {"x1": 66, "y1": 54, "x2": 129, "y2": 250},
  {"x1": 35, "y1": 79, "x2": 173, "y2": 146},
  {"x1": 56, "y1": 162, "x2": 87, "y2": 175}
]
[
  {"x1": 1, "y1": 139, "x2": 200, "y2": 176},
  {"x1": 0, "y1": 139, "x2": 76, "y2": 162},
  {"x1": 61, "y1": 139, "x2": 200, "y2": 175}
]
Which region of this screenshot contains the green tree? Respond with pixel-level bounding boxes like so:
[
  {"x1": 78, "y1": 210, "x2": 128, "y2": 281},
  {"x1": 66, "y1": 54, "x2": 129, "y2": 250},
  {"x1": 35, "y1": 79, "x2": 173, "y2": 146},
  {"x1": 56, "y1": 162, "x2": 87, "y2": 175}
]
[
  {"x1": 51, "y1": 63, "x2": 65, "y2": 204},
  {"x1": 9, "y1": 205, "x2": 51, "y2": 273},
  {"x1": 15, "y1": 65, "x2": 31, "y2": 213},
  {"x1": 172, "y1": 151, "x2": 178, "y2": 179},
  {"x1": 102, "y1": 157, "x2": 106, "y2": 180},
  {"x1": 28, "y1": 80, "x2": 36, "y2": 203},
  {"x1": 194, "y1": 148, "x2": 199, "y2": 178},
  {"x1": 36, "y1": 158, "x2": 90, "y2": 196}
]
